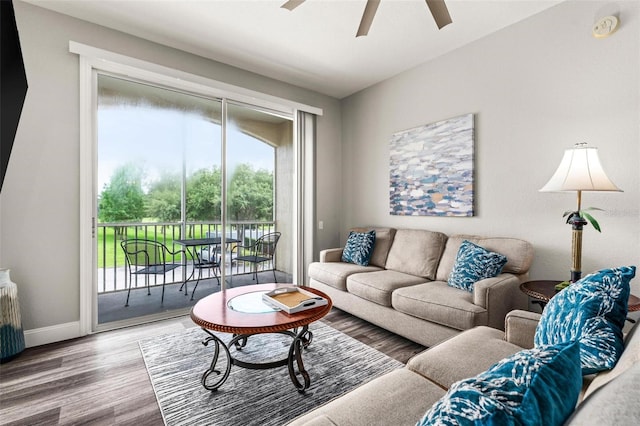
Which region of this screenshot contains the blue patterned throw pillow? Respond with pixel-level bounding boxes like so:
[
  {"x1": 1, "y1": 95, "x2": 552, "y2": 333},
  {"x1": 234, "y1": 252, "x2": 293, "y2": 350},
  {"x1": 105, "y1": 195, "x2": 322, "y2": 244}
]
[
  {"x1": 417, "y1": 341, "x2": 581, "y2": 426},
  {"x1": 447, "y1": 240, "x2": 508, "y2": 292},
  {"x1": 534, "y1": 266, "x2": 636, "y2": 375},
  {"x1": 341, "y1": 230, "x2": 376, "y2": 266}
]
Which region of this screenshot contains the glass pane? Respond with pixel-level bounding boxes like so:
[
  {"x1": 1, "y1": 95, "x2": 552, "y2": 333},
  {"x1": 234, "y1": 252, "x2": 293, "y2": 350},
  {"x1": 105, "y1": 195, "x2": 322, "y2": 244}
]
[
  {"x1": 227, "y1": 291, "x2": 278, "y2": 314},
  {"x1": 226, "y1": 103, "x2": 294, "y2": 285},
  {"x1": 96, "y1": 74, "x2": 221, "y2": 324}
]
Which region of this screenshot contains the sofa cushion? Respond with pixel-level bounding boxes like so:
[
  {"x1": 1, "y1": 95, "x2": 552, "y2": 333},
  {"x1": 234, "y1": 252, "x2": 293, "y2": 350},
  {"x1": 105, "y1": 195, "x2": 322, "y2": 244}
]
[
  {"x1": 436, "y1": 235, "x2": 533, "y2": 281},
  {"x1": 384, "y1": 229, "x2": 447, "y2": 279},
  {"x1": 346, "y1": 270, "x2": 427, "y2": 307},
  {"x1": 417, "y1": 341, "x2": 582, "y2": 426},
  {"x1": 287, "y1": 369, "x2": 445, "y2": 426},
  {"x1": 408, "y1": 326, "x2": 522, "y2": 390},
  {"x1": 350, "y1": 227, "x2": 396, "y2": 268},
  {"x1": 566, "y1": 362, "x2": 640, "y2": 426},
  {"x1": 308, "y1": 262, "x2": 382, "y2": 291},
  {"x1": 341, "y1": 230, "x2": 376, "y2": 266},
  {"x1": 534, "y1": 266, "x2": 635, "y2": 375},
  {"x1": 447, "y1": 240, "x2": 508, "y2": 292},
  {"x1": 392, "y1": 281, "x2": 488, "y2": 331}
]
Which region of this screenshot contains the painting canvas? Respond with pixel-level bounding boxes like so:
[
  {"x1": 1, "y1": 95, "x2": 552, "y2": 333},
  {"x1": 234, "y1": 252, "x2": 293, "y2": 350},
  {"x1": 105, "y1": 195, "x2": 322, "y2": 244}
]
[{"x1": 389, "y1": 114, "x2": 474, "y2": 216}]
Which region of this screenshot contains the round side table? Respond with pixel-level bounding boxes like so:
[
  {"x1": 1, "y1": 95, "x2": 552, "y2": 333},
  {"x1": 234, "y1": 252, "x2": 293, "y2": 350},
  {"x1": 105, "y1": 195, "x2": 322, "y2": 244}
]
[{"x1": 520, "y1": 280, "x2": 640, "y2": 313}]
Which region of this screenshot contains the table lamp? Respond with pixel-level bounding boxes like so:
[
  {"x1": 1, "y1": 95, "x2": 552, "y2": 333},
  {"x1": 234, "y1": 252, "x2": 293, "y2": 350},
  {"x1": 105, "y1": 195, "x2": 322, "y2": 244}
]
[{"x1": 540, "y1": 142, "x2": 622, "y2": 282}]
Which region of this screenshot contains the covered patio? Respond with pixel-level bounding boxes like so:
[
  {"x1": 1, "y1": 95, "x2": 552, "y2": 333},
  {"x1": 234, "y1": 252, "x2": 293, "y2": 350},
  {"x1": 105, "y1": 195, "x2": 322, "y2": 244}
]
[{"x1": 97, "y1": 221, "x2": 293, "y2": 326}]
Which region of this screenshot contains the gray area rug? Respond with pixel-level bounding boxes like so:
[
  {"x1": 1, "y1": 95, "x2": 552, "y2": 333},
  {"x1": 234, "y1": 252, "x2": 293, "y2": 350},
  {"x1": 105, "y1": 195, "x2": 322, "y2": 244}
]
[{"x1": 139, "y1": 322, "x2": 403, "y2": 426}]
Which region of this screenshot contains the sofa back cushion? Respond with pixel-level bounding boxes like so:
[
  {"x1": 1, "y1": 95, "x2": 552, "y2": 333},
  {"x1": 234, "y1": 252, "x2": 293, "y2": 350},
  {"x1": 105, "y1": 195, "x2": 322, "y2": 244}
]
[
  {"x1": 384, "y1": 229, "x2": 447, "y2": 279},
  {"x1": 350, "y1": 227, "x2": 397, "y2": 268},
  {"x1": 566, "y1": 362, "x2": 640, "y2": 425},
  {"x1": 436, "y1": 235, "x2": 533, "y2": 281}
]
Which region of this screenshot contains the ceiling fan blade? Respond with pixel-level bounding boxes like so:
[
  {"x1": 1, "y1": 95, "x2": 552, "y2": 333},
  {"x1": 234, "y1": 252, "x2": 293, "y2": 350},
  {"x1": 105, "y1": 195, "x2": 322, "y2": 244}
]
[
  {"x1": 356, "y1": 0, "x2": 380, "y2": 37},
  {"x1": 281, "y1": 0, "x2": 305, "y2": 11},
  {"x1": 425, "y1": 0, "x2": 452, "y2": 29}
]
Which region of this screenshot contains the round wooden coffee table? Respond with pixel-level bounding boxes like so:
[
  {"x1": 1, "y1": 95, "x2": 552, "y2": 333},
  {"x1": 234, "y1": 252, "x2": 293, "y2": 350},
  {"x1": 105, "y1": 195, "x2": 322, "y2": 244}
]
[{"x1": 190, "y1": 283, "x2": 332, "y2": 392}]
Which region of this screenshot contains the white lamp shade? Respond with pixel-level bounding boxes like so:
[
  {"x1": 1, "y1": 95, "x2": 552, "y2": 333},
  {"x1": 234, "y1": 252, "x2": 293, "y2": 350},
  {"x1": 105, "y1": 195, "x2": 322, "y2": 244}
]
[{"x1": 540, "y1": 144, "x2": 622, "y2": 192}]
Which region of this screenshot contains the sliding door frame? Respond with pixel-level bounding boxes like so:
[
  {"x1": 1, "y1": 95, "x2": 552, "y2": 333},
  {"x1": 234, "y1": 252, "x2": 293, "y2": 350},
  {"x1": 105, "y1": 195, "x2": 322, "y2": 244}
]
[{"x1": 73, "y1": 42, "x2": 321, "y2": 335}]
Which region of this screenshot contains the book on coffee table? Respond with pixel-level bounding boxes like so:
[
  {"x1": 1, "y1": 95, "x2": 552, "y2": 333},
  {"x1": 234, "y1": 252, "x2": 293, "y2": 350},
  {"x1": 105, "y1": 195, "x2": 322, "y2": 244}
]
[{"x1": 263, "y1": 287, "x2": 329, "y2": 314}]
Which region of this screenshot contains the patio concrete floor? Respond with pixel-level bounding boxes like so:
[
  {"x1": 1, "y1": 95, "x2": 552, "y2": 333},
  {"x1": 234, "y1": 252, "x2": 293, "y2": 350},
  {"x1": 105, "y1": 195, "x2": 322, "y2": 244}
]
[{"x1": 98, "y1": 270, "x2": 293, "y2": 325}]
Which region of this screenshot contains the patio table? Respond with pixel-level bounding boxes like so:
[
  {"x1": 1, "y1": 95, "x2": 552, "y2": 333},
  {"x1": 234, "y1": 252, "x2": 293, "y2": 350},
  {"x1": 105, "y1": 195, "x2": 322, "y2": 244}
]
[{"x1": 174, "y1": 237, "x2": 241, "y2": 299}]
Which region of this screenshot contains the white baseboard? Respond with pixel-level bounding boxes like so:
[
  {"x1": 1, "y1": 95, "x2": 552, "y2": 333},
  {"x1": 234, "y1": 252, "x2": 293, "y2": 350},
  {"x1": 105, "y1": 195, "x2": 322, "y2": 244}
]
[{"x1": 24, "y1": 321, "x2": 83, "y2": 348}]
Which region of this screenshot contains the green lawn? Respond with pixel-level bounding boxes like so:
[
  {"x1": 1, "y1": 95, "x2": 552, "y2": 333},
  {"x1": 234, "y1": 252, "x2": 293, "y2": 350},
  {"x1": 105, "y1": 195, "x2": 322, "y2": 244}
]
[{"x1": 97, "y1": 224, "x2": 248, "y2": 268}]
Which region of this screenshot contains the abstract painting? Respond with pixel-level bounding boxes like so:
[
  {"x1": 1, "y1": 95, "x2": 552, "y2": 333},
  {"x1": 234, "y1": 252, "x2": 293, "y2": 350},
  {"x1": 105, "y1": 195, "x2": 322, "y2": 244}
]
[{"x1": 389, "y1": 113, "x2": 474, "y2": 216}]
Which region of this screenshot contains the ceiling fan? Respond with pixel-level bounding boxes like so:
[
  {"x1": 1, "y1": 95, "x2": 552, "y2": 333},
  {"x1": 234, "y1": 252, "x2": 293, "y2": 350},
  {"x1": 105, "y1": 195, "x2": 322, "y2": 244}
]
[{"x1": 281, "y1": 0, "x2": 452, "y2": 37}]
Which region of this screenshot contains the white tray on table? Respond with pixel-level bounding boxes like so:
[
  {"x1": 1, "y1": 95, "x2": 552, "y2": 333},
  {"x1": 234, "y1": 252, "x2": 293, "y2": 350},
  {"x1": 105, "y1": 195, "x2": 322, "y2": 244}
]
[{"x1": 262, "y1": 287, "x2": 328, "y2": 314}]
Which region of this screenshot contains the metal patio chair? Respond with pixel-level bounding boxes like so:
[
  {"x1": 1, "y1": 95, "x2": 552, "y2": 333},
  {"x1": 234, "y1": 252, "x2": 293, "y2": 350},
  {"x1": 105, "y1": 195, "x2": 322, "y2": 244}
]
[
  {"x1": 199, "y1": 231, "x2": 237, "y2": 267},
  {"x1": 120, "y1": 239, "x2": 185, "y2": 306},
  {"x1": 188, "y1": 244, "x2": 221, "y2": 301},
  {"x1": 232, "y1": 232, "x2": 281, "y2": 284}
]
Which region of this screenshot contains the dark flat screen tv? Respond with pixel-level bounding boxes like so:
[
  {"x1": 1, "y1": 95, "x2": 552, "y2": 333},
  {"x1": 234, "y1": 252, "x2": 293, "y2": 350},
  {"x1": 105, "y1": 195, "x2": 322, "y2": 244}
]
[{"x1": 1, "y1": 0, "x2": 29, "y2": 192}]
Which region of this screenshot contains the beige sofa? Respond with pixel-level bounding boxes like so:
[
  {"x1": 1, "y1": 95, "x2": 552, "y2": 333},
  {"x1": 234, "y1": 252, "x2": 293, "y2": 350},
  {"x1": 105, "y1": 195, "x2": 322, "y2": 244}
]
[
  {"x1": 289, "y1": 310, "x2": 640, "y2": 425},
  {"x1": 308, "y1": 228, "x2": 534, "y2": 347}
]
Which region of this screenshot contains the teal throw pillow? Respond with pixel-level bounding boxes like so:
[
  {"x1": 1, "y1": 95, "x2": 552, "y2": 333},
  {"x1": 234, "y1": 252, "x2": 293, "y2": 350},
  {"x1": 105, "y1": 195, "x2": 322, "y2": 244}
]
[
  {"x1": 341, "y1": 230, "x2": 376, "y2": 266},
  {"x1": 534, "y1": 266, "x2": 635, "y2": 375},
  {"x1": 447, "y1": 240, "x2": 508, "y2": 292},
  {"x1": 416, "y1": 341, "x2": 581, "y2": 426}
]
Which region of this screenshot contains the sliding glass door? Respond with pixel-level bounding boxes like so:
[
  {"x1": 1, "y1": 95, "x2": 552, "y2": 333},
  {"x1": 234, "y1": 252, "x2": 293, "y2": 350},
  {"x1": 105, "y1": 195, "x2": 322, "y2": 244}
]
[
  {"x1": 95, "y1": 74, "x2": 293, "y2": 328},
  {"x1": 226, "y1": 102, "x2": 294, "y2": 282}
]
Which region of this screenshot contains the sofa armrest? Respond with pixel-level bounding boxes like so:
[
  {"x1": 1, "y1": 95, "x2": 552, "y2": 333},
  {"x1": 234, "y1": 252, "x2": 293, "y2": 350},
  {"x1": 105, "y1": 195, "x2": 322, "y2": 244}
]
[
  {"x1": 473, "y1": 274, "x2": 529, "y2": 330},
  {"x1": 504, "y1": 310, "x2": 541, "y2": 349},
  {"x1": 320, "y1": 248, "x2": 343, "y2": 263}
]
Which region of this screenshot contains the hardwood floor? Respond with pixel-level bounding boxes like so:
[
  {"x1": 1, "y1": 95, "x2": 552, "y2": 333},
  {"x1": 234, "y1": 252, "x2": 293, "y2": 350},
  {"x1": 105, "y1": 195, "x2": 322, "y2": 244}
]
[
  {"x1": 322, "y1": 308, "x2": 426, "y2": 362},
  {"x1": 0, "y1": 308, "x2": 425, "y2": 425}
]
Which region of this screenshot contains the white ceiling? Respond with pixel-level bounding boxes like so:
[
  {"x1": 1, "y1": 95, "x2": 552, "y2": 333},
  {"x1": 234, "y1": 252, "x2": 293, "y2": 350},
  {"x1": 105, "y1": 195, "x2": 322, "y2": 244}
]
[{"x1": 24, "y1": 0, "x2": 564, "y2": 99}]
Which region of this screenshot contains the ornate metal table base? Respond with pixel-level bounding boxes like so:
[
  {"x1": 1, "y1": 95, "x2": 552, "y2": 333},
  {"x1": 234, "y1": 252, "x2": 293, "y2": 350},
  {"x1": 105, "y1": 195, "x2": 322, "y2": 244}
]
[
  {"x1": 190, "y1": 285, "x2": 332, "y2": 395},
  {"x1": 200, "y1": 325, "x2": 313, "y2": 393}
]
